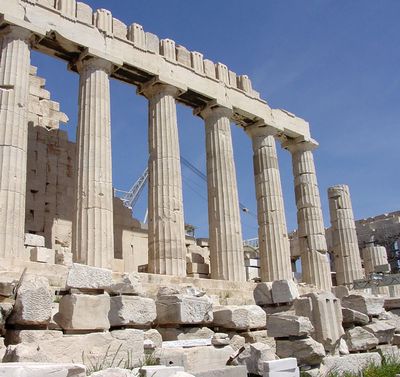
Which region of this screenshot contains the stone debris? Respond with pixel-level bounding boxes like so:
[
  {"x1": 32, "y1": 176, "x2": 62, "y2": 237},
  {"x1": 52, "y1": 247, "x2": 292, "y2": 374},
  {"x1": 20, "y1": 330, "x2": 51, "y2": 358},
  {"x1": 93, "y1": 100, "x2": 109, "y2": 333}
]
[
  {"x1": 30, "y1": 247, "x2": 55, "y2": 264},
  {"x1": 253, "y1": 282, "x2": 273, "y2": 306},
  {"x1": 320, "y1": 353, "x2": 382, "y2": 376},
  {"x1": 342, "y1": 307, "x2": 369, "y2": 327},
  {"x1": 345, "y1": 326, "x2": 379, "y2": 351},
  {"x1": 213, "y1": 305, "x2": 266, "y2": 330},
  {"x1": 363, "y1": 320, "x2": 395, "y2": 344},
  {"x1": 263, "y1": 358, "x2": 299, "y2": 377},
  {"x1": 342, "y1": 293, "x2": 385, "y2": 316},
  {"x1": 267, "y1": 313, "x2": 313, "y2": 338},
  {"x1": 271, "y1": 280, "x2": 299, "y2": 304},
  {"x1": 0, "y1": 362, "x2": 86, "y2": 377},
  {"x1": 90, "y1": 368, "x2": 136, "y2": 376},
  {"x1": 211, "y1": 332, "x2": 230, "y2": 347},
  {"x1": 24, "y1": 233, "x2": 45, "y2": 247},
  {"x1": 66, "y1": 264, "x2": 113, "y2": 290},
  {"x1": 193, "y1": 366, "x2": 247, "y2": 377},
  {"x1": 276, "y1": 337, "x2": 326, "y2": 366},
  {"x1": 55, "y1": 293, "x2": 110, "y2": 331},
  {"x1": 8, "y1": 276, "x2": 53, "y2": 326},
  {"x1": 109, "y1": 296, "x2": 156, "y2": 328}
]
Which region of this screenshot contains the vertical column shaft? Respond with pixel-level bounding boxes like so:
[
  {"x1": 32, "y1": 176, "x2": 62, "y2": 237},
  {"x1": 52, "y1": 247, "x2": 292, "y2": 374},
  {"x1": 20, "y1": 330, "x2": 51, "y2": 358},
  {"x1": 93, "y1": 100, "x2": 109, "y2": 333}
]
[
  {"x1": 284, "y1": 139, "x2": 332, "y2": 290},
  {"x1": 143, "y1": 83, "x2": 186, "y2": 276},
  {"x1": 247, "y1": 126, "x2": 292, "y2": 281},
  {"x1": 0, "y1": 26, "x2": 31, "y2": 258},
  {"x1": 328, "y1": 184, "x2": 364, "y2": 285},
  {"x1": 362, "y1": 245, "x2": 388, "y2": 275},
  {"x1": 73, "y1": 57, "x2": 114, "y2": 268},
  {"x1": 200, "y1": 105, "x2": 246, "y2": 281}
]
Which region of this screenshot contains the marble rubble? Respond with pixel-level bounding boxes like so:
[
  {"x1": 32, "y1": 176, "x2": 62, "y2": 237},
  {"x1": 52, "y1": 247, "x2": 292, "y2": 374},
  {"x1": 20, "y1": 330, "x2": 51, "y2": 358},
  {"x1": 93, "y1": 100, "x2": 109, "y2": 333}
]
[{"x1": 0, "y1": 0, "x2": 399, "y2": 376}]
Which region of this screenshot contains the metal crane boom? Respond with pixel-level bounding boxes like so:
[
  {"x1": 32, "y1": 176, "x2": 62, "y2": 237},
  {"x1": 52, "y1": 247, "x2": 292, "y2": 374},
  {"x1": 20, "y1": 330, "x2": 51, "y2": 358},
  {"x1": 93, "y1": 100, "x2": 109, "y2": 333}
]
[{"x1": 120, "y1": 167, "x2": 149, "y2": 209}]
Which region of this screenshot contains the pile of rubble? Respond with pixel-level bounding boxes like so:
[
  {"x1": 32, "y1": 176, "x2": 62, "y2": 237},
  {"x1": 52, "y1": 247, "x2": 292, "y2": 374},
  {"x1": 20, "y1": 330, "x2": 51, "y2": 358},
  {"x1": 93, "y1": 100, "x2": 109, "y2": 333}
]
[{"x1": 0, "y1": 263, "x2": 399, "y2": 376}]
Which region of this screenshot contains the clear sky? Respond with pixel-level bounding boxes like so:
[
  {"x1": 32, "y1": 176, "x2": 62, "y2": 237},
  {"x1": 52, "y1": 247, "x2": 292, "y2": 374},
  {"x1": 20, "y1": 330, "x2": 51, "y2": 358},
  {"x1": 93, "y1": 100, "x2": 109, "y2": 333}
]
[{"x1": 31, "y1": 0, "x2": 400, "y2": 240}]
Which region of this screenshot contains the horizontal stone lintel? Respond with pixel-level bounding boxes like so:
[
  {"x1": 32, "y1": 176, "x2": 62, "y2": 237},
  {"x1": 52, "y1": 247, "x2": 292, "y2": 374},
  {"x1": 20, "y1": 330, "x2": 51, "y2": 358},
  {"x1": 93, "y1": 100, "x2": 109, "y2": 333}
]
[{"x1": 0, "y1": 2, "x2": 310, "y2": 138}]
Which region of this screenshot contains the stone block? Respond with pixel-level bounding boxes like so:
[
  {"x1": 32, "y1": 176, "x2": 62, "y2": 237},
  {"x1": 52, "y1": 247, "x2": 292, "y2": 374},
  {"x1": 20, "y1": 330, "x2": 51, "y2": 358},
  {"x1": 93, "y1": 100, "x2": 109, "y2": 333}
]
[
  {"x1": 6, "y1": 330, "x2": 63, "y2": 345},
  {"x1": 140, "y1": 365, "x2": 184, "y2": 377},
  {"x1": 90, "y1": 368, "x2": 134, "y2": 376},
  {"x1": 345, "y1": 326, "x2": 379, "y2": 351},
  {"x1": 263, "y1": 358, "x2": 297, "y2": 372},
  {"x1": 24, "y1": 233, "x2": 45, "y2": 247},
  {"x1": 191, "y1": 52, "x2": 204, "y2": 73},
  {"x1": 66, "y1": 263, "x2": 113, "y2": 290},
  {"x1": 176, "y1": 45, "x2": 191, "y2": 67},
  {"x1": 384, "y1": 297, "x2": 400, "y2": 310},
  {"x1": 159, "y1": 346, "x2": 233, "y2": 374},
  {"x1": 54, "y1": 293, "x2": 110, "y2": 331},
  {"x1": 271, "y1": 280, "x2": 299, "y2": 304},
  {"x1": 276, "y1": 337, "x2": 325, "y2": 366},
  {"x1": 94, "y1": 8, "x2": 113, "y2": 34},
  {"x1": 267, "y1": 314, "x2": 313, "y2": 338},
  {"x1": 241, "y1": 330, "x2": 276, "y2": 351},
  {"x1": 211, "y1": 333, "x2": 230, "y2": 347},
  {"x1": 235, "y1": 343, "x2": 276, "y2": 376},
  {"x1": 146, "y1": 32, "x2": 160, "y2": 54},
  {"x1": 128, "y1": 23, "x2": 146, "y2": 50},
  {"x1": 187, "y1": 263, "x2": 209, "y2": 275},
  {"x1": 158, "y1": 327, "x2": 214, "y2": 341},
  {"x1": 8, "y1": 276, "x2": 53, "y2": 326},
  {"x1": 30, "y1": 247, "x2": 55, "y2": 264},
  {"x1": 106, "y1": 273, "x2": 143, "y2": 296},
  {"x1": 76, "y1": 2, "x2": 92, "y2": 25},
  {"x1": 213, "y1": 305, "x2": 266, "y2": 330},
  {"x1": 320, "y1": 353, "x2": 381, "y2": 376},
  {"x1": 0, "y1": 275, "x2": 17, "y2": 297},
  {"x1": 113, "y1": 18, "x2": 127, "y2": 39},
  {"x1": 55, "y1": 249, "x2": 73, "y2": 266},
  {"x1": 4, "y1": 330, "x2": 144, "y2": 365},
  {"x1": 254, "y1": 282, "x2": 273, "y2": 306},
  {"x1": 193, "y1": 366, "x2": 247, "y2": 377},
  {"x1": 203, "y1": 59, "x2": 216, "y2": 78},
  {"x1": 109, "y1": 296, "x2": 156, "y2": 327},
  {"x1": 392, "y1": 333, "x2": 400, "y2": 346},
  {"x1": 331, "y1": 285, "x2": 349, "y2": 300},
  {"x1": 144, "y1": 329, "x2": 162, "y2": 349},
  {"x1": 156, "y1": 295, "x2": 213, "y2": 325},
  {"x1": 0, "y1": 363, "x2": 86, "y2": 377},
  {"x1": 342, "y1": 307, "x2": 369, "y2": 327},
  {"x1": 363, "y1": 321, "x2": 395, "y2": 344},
  {"x1": 342, "y1": 293, "x2": 385, "y2": 316},
  {"x1": 160, "y1": 39, "x2": 176, "y2": 61}
]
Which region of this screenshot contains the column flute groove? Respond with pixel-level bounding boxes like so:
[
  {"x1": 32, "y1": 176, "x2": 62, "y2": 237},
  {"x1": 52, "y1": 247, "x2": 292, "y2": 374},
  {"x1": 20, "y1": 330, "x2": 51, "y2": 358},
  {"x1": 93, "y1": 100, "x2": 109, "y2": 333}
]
[{"x1": 0, "y1": 26, "x2": 31, "y2": 259}]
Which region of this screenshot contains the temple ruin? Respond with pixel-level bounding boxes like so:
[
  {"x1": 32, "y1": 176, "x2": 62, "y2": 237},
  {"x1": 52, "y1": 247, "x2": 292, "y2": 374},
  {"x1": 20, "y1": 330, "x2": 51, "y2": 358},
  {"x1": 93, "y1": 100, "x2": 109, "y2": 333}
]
[{"x1": 0, "y1": 1, "x2": 399, "y2": 376}]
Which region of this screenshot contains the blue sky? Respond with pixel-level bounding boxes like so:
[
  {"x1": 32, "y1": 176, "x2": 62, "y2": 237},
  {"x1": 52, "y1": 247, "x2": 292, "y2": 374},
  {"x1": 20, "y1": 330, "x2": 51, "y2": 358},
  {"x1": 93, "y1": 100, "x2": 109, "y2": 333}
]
[{"x1": 31, "y1": 1, "x2": 400, "y2": 240}]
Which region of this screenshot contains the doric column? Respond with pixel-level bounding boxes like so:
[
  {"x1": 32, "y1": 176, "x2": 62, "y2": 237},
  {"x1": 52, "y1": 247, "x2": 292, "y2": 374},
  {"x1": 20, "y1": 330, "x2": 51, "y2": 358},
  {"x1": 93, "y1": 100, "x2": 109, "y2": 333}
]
[
  {"x1": 362, "y1": 245, "x2": 389, "y2": 275},
  {"x1": 0, "y1": 26, "x2": 31, "y2": 259},
  {"x1": 283, "y1": 138, "x2": 332, "y2": 290},
  {"x1": 198, "y1": 105, "x2": 246, "y2": 281},
  {"x1": 73, "y1": 57, "x2": 114, "y2": 268},
  {"x1": 246, "y1": 124, "x2": 292, "y2": 281},
  {"x1": 141, "y1": 82, "x2": 186, "y2": 276},
  {"x1": 328, "y1": 185, "x2": 364, "y2": 285}
]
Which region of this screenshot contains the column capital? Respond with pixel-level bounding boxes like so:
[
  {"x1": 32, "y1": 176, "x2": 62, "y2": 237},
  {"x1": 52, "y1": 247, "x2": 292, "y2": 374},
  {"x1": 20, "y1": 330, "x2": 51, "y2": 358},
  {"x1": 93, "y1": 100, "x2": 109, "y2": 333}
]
[
  {"x1": 138, "y1": 76, "x2": 187, "y2": 99},
  {"x1": 282, "y1": 136, "x2": 319, "y2": 153},
  {"x1": 0, "y1": 25, "x2": 33, "y2": 42},
  {"x1": 75, "y1": 56, "x2": 114, "y2": 75},
  {"x1": 245, "y1": 122, "x2": 278, "y2": 138},
  {"x1": 195, "y1": 101, "x2": 233, "y2": 121}
]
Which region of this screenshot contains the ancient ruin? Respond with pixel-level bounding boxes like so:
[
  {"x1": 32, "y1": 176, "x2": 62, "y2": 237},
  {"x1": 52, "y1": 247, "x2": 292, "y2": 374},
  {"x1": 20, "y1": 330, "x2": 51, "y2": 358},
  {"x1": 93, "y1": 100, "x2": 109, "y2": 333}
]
[{"x1": 0, "y1": 0, "x2": 399, "y2": 376}]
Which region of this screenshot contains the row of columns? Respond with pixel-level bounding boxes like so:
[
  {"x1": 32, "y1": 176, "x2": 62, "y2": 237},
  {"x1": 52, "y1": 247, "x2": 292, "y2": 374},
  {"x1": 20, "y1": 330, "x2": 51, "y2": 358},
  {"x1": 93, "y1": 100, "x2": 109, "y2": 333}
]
[{"x1": 0, "y1": 26, "x2": 335, "y2": 290}]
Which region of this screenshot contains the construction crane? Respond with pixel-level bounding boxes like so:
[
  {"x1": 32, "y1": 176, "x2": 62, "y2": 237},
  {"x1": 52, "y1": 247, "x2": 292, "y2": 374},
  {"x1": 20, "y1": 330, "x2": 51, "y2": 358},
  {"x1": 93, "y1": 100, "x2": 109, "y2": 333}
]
[{"x1": 116, "y1": 156, "x2": 257, "y2": 220}]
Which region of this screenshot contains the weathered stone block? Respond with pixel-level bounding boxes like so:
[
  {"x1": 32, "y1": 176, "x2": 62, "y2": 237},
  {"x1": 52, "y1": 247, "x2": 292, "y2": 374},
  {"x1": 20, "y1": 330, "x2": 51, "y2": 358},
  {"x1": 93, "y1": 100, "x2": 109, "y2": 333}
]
[
  {"x1": 30, "y1": 247, "x2": 55, "y2": 264},
  {"x1": 320, "y1": 353, "x2": 381, "y2": 376},
  {"x1": 55, "y1": 249, "x2": 73, "y2": 266},
  {"x1": 342, "y1": 307, "x2": 369, "y2": 327},
  {"x1": 267, "y1": 314, "x2": 313, "y2": 338},
  {"x1": 213, "y1": 305, "x2": 266, "y2": 330},
  {"x1": 6, "y1": 330, "x2": 63, "y2": 345},
  {"x1": 342, "y1": 293, "x2": 385, "y2": 316},
  {"x1": 345, "y1": 326, "x2": 379, "y2": 351},
  {"x1": 24, "y1": 233, "x2": 45, "y2": 247},
  {"x1": 156, "y1": 295, "x2": 213, "y2": 325},
  {"x1": 276, "y1": 337, "x2": 325, "y2": 365},
  {"x1": 158, "y1": 327, "x2": 214, "y2": 341},
  {"x1": 139, "y1": 365, "x2": 184, "y2": 377},
  {"x1": 55, "y1": 293, "x2": 110, "y2": 331},
  {"x1": 66, "y1": 263, "x2": 113, "y2": 290},
  {"x1": 254, "y1": 282, "x2": 273, "y2": 306},
  {"x1": 363, "y1": 321, "x2": 395, "y2": 344},
  {"x1": 106, "y1": 273, "x2": 143, "y2": 296},
  {"x1": 384, "y1": 297, "x2": 400, "y2": 310},
  {"x1": 0, "y1": 363, "x2": 86, "y2": 377},
  {"x1": 144, "y1": 329, "x2": 162, "y2": 349},
  {"x1": 109, "y1": 296, "x2": 156, "y2": 327},
  {"x1": 193, "y1": 366, "x2": 247, "y2": 377},
  {"x1": 271, "y1": 280, "x2": 299, "y2": 304},
  {"x1": 8, "y1": 276, "x2": 53, "y2": 326}
]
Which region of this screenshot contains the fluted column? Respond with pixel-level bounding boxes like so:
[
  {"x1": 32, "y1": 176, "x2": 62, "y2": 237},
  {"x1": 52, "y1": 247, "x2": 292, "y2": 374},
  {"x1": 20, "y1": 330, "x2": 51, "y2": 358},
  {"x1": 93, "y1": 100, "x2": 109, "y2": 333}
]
[
  {"x1": 0, "y1": 26, "x2": 31, "y2": 259},
  {"x1": 199, "y1": 105, "x2": 246, "y2": 281},
  {"x1": 246, "y1": 125, "x2": 292, "y2": 281},
  {"x1": 141, "y1": 83, "x2": 186, "y2": 276},
  {"x1": 362, "y1": 245, "x2": 389, "y2": 275},
  {"x1": 283, "y1": 138, "x2": 332, "y2": 290},
  {"x1": 328, "y1": 185, "x2": 364, "y2": 285},
  {"x1": 73, "y1": 57, "x2": 114, "y2": 268}
]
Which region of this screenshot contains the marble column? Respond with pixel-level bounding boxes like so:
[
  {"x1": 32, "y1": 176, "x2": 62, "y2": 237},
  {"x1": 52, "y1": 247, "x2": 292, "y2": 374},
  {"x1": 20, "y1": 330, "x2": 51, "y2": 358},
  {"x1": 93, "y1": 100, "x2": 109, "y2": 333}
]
[
  {"x1": 0, "y1": 26, "x2": 31, "y2": 259},
  {"x1": 141, "y1": 83, "x2": 186, "y2": 276},
  {"x1": 362, "y1": 245, "x2": 389, "y2": 275},
  {"x1": 283, "y1": 138, "x2": 332, "y2": 290},
  {"x1": 199, "y1": 105, "x2": 246, "y2": 281},
  {"x1": 246, "y1": 125, "x2": 292, "y2": 281},
  {"x1": 73, "y1": 57, "x2": 114, "y2": 268},
  {"x1": 328, "y1": 185, "x2": 364, "y2": 285}
]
